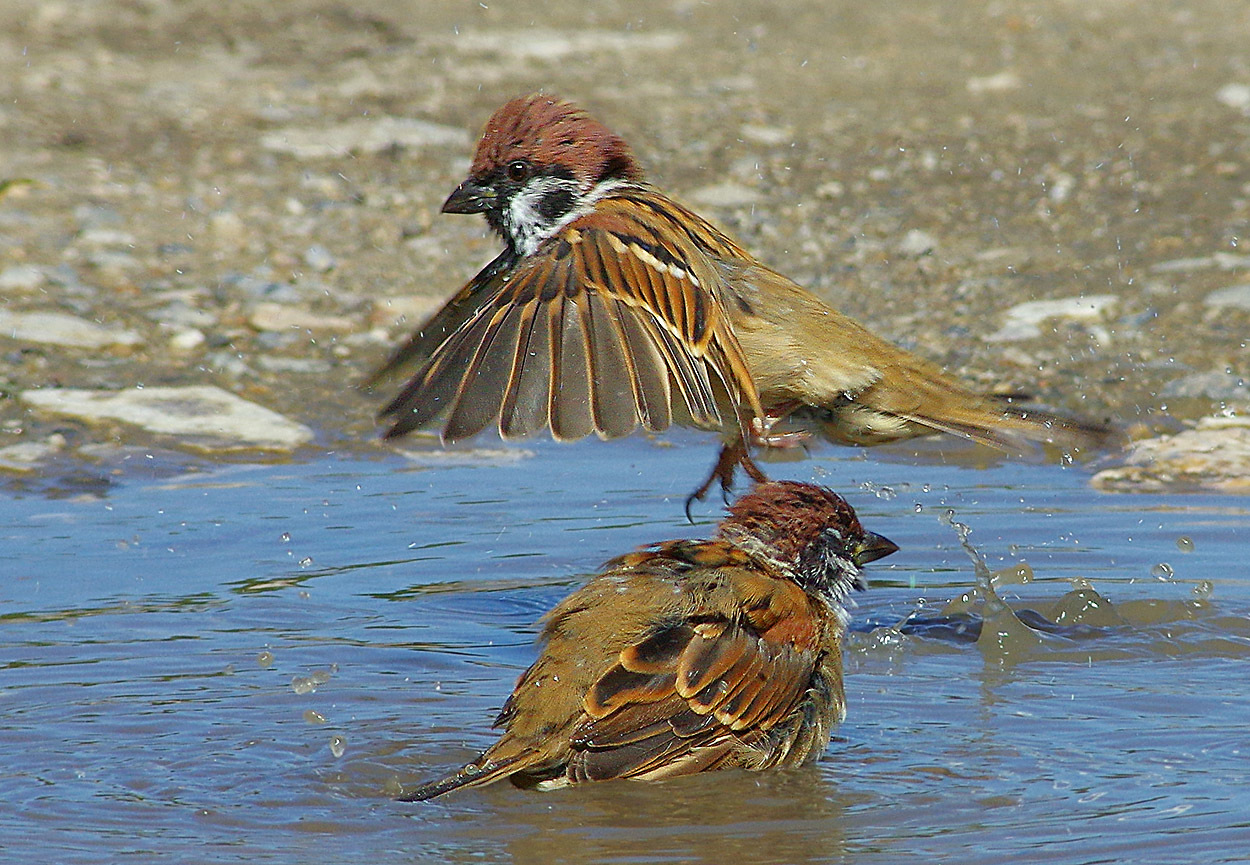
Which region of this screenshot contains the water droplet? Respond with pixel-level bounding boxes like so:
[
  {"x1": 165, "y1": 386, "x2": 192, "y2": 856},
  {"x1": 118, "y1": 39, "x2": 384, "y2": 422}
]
[
  {"x1": 280, "y1": 532, "x2": 291, "y2": 544},
  {"x1": 875, "y1": 485, "x2": 896, "y2": 500},
  {"x1": 299, "y1": 556, "x2": 313, "y2": 567},
  {"x1": 921, "y1": 484, "x2": 931, "y2": 494},
  {"x1": 310, "y1": 669, "x2": 332, "y2": 685},
  {"x1": 1175, "y1": 536, "x2": 1194, "y2": 553},
  {"x1": 291, "y1": 676, "x2": 315, "y2": 695},
  {"x1": 1192, "y1": 580, "x2": 1213, "y2": 600},
  {"x1": 304, "y1": 710, "x2": 327, "y2": 724},
  {"x1": 257, "y1": 650, "x2": 273, "y2": 668},
  {"x1": 329, "y1": 735, "x2": 346, "y2": 758},
  {"x1": 1150, "y1": 562, "x2": 1174, "y2": 581},
  {"x1": 222, "y1": 664, "x2": 235, "y2": 676},
  {"x1": 913, "y1": 502, "x2": 924, "y2": 513}
]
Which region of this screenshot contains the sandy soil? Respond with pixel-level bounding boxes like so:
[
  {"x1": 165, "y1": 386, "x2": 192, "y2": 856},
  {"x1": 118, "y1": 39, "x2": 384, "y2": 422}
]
[{"x1": 2, "y1": 0, "x2": 1247, "y2": 489}]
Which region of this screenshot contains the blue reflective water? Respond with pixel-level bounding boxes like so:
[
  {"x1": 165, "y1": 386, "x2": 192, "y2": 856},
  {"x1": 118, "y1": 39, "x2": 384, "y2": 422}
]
[{"x1": 2, "y1": 434, "x2": 1247, "y2": 864}]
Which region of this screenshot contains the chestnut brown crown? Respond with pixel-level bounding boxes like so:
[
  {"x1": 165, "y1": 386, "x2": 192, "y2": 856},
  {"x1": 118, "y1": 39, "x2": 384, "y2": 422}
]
[
  {"x1": 720, "y1": 481, "x2": 898, "y2": 598},
  {"x1": 468, "y1": 93, "x2": 643, "y2": 192}
]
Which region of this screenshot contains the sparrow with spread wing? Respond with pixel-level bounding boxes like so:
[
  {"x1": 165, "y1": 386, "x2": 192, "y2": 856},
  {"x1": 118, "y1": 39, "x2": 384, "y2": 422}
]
[
  {"x1": 400, "y1": 481, "x2": 897, "y2": 800},
  {"x1": 370, "y1": 94, "x2": 1112, "y2": 501}
]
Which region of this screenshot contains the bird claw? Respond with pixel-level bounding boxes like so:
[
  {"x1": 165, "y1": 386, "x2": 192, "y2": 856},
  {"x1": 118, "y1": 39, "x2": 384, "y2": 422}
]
[{"x1": 684, "y1": 440, "x2": 769, "y2": 522}]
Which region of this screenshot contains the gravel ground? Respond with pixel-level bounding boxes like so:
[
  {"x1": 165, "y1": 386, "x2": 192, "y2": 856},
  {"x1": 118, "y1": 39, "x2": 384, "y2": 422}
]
[{"x1": 2, "y1": 0, "x2": 1248, "y2": 491}]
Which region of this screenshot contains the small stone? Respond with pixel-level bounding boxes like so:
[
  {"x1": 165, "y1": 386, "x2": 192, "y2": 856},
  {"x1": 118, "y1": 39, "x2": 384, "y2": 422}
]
[
  {"x1": 1091, "y1": 414, "x2": 1250, "y2": 493},
  {"x1": 249, "y1": 302, "x2": 355, "y2": 332},
  {"x1": 898, "y1": 229, "x2": 937, "y2": 257},
  {"x1": 1216, "y1": 83, "x2": 1250, "y2": 113},
  {"x1": 740, "y1": 124, "x2": 793, "y2": 146},
  {"x1": 20, "y1": 385, "x2": 315, "y2": 452},
  {"x1": 0, "y1": 310, "x2": 143, "y2": 349},
  {"x1": 1160, "y1": 370, "x2": 1247, "y2": 400},
  {"x1": 78, "y1": 228, "x2": 136, "y2": 248},
  {"x1": 0, "y1": 264, "x2": 46, "y2": 291},
  {"x1": 688, "y1": 182, "x2": 762, "y2": 208},
  {"x1": 0, "y1": 439, "x2": 63, "y2": 472},
  {"x1": 986, "y1": 294, "x2": 1118, "y2": 342},
  {"x1": 370, "y1": 295, "x2": 443, "y2": 329},
  {"x1": 433, "y1": 28, "x2": 684, "y2": 60},
  {"x1": 169, "y1": 328, "x2": 206, "y2": 351},
  {"x1": 1203, "y1": 284, "x2": 1250, "y2": 311},
  {"x1": 260, "y1": 117, "x2": 469, "y2": 160},
  {"x1": 303, "y1": 245, "x2": 336, "y2": 273},
  {"x1": 966, "y1": 71, "x2": 1022, "y2": 94}
]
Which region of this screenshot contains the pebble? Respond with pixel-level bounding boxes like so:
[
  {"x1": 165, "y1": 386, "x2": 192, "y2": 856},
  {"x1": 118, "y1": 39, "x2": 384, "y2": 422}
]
[
  {"x1": 1216, "y1": 82, "x2": 1250, "y2": 113},
  {"x1": 1160, "y1": 370, "x2": 1248, "y2": 401},
  {"x1": 0, "y1": 310, "x2": 144, "y2": 349},
  {"x1": 249, "y1": 302, "x2": 356, "y2": 332},
  {"x1": 260, "y1": 117, "x2": 468, "y2": 159},
  {"x1": 966, "y1": 71, "x2": 1022, "y2": 94},
  {"x1": 432, "y1": 28, "x2": 685, "y2": 60},
  {"x1": 303, "y1": 245, "x2": 337, "y2": 273},
  {"x1": 986, "y1": 294, "x2": 1118, "y2": 342},
  {"x1": 689, "y1": 182, "x2": 762, "y2": 208},
  {"x1": 20, "y1": 385, "x2": 315, "y2": 452},
  {"x1": 0, "y1": 438, "x2": 64, "y2": 473},
  {"x1": 898, "y1": 229, "x2": 937, "y2": 257},
  {"x1": 1150, "y1": 253, "x2": 1250, "y2": 273},
  {"x1": 0, "y1": 264, "x2": 46, "y2": 291},
  {"x1": 1203, "y1": 284, "x2": 1250, "y2": 311},
  {"x1": 169, "y1": 328, "x2": 207, "y2": 351},
  {"x1": 1091, "y1": 414, "x2": 1250, "y2": 493}
]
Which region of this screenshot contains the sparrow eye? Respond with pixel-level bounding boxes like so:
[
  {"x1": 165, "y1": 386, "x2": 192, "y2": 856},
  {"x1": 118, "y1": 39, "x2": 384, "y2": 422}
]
[{"x1": 506, "y1": 160, "x2": 529, "y2": 182}]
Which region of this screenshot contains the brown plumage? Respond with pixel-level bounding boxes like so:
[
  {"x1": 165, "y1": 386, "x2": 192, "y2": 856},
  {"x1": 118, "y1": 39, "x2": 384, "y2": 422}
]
[
  {"x1": 400, "y1": 481, "x2": 898, "y2": 800},
  {"x1": 370, "y1": 94, "x2": 1114, "y2": 495}
]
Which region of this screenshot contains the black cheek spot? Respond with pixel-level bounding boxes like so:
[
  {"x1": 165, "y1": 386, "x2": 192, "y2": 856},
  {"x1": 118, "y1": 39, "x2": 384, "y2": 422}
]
[{"x1": 538, "y1": 188, "x2": 576, "y2": 222}]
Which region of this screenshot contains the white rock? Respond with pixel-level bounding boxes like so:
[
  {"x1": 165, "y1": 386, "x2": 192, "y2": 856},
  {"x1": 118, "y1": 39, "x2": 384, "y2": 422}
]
[
  {"x1": 21, "y1": 385, "x2": 314, "y2": 451},
  {"x1": 898, "y1": 229, "x2": 937, "y2": 257},
  {"x1": 0, "y1": 440, "x2": 61, "y2": 472},
  {"x1": 1216, "y1": 83, "x2": 1250, "y2": 112},
  {"x1": 249, "y1": 302, "x2": 355, "y2": 332},
  {"x1": 261, "y1": 117, "x2": 468, "y2": 159},
  {"x1": 986, "y1": 294, "x2": 1118, "y2": 342},
  {"x1": 78, "y1": 228, "x2": 136, "y2": 248},
  {"x1": 966, "y1": 71, "x2": 1022, "y2": 94},
  {"x1": 1203, "y1": 284, "x2": 1250, "y2": 311},
  {"x1": 0, "y1": 264, "x2": 46, "y2": 291},
  {"x1": 0, "y1": 310, "x2": 143, "y2": 349},
  {"x1": 1150, "y1": 253, "x2": 1250, "y2": 273},
  {"x1": 169, "y1": 328, "x2": 206, "y2": 351},
  {"x1": 1092, "y1": 414, "x2": 1250, "y2": 493},
  {"x1": 688, "y1": 182, "x2": 762, "y2": 208},
  {"x1": 436, "y1": 28, "x2": 684, "y2": 60}
]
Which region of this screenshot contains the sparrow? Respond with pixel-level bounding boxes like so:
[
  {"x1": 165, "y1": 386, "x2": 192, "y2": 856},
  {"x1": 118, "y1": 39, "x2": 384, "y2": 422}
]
[
  {"x1": 399, "y1": 480, "x2": 898, "y2": 800},
  {"x1": 370, "y1": 94, "x2": 1112, "y2": 500}
]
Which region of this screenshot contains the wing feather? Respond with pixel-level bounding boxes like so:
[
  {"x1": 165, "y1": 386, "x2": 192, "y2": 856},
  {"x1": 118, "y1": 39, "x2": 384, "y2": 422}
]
[{"x1": 373, "y1": 186, "x2": 764, "y2": 443}]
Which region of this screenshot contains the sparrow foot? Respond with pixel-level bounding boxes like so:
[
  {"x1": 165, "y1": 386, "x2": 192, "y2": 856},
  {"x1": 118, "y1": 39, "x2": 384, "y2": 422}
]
[{"x1": 685, "y1": 439, "x2": 770, "y2": 521}]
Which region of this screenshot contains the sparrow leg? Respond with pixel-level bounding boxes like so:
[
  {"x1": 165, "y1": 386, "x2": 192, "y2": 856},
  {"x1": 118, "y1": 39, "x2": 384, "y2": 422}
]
[
  {"x1": 750, "y1": 410, "x2": 811, "y2": 449},
  {"x1": 685, "y1": 437, "x2": 770, "y2": 521}
]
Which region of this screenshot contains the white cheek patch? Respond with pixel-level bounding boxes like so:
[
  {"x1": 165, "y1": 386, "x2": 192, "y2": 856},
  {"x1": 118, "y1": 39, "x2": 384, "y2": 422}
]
[{"x1": 504, "y1": 176, "x2": 587, "y2": 257}]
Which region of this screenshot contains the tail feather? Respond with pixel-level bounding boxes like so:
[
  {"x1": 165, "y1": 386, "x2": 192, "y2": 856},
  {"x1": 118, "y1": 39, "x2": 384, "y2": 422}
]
[
  {"x1": 398, "y1": 752, "x2": 534, "y2": 802},
  {"x1": 896, "y1": 399, "x2": 1120, "y2": 455}
]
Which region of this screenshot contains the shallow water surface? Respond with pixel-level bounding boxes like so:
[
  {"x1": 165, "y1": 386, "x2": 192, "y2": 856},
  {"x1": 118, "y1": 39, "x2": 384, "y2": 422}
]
[{"x1": 2, "y1": 436, "x2": 1248, "y2": 864}]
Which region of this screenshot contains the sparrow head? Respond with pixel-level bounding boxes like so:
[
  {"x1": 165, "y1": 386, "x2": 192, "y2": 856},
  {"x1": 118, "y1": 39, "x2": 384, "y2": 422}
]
[
  {"x1": 719, "y1": 481, "x2": 898, "y2": 601},
  {"x1": 442, "y1": 93, "x2": 644, "y2": 256}
]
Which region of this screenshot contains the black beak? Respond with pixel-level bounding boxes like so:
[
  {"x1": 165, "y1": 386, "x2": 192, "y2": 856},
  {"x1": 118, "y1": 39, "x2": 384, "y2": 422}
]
[
  {"x1": 441, "y1": 179, "x2": 495, "y2": 214},
  {"x1": 852, "y1": 531, "x2": 899, "y2": 566}
]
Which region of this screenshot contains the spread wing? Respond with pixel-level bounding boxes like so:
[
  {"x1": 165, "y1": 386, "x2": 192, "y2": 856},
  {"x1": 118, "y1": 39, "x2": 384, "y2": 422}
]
[
  {"x1": 565, "y1": 574, "x2": 828, "y2": 783},
  {"x1": 372, "y1": 190, "x2": 763, "y2": 443}
]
